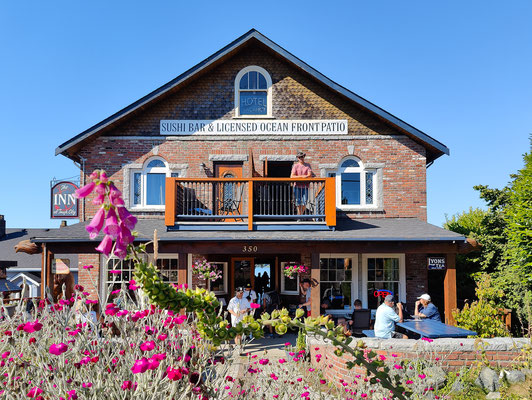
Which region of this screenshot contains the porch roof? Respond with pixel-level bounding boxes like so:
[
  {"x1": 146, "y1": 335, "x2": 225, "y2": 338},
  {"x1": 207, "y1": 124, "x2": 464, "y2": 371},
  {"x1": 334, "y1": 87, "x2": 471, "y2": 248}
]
[{"x1": 30, "y1": 218, "x2": 466, "y2": 243}]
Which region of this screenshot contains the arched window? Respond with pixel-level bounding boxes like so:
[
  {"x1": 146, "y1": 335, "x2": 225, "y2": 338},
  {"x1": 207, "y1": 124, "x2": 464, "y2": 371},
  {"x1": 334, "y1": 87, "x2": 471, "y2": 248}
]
[
  {"x1": 335, "y1": 157, "x2": 379, "y2": 209},
  {"x1": 234, "y1": 66, "x2": 272, "y2": 117},
  {"x1": 131, "y1": 157, "x2": 173, "y2": 209}
]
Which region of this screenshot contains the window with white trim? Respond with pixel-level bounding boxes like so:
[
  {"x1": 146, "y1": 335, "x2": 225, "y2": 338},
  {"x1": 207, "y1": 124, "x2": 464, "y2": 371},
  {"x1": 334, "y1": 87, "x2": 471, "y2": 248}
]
[
  {"x1": 209, "y1": 262, "x2": 228, "y2": 295},
  {"x1": 334, "y1": 157, "x2": 379, "y2": 211},
  {"x1": 130, "y1": 157, "x2": 178, "y2": 210},
  {"x1": 319, "y1": 254, "x2": 358, "y2": 311},
  {"x1": 362, "y1": 254, "x2": 406, "y2": 310},
  {"x1": 280, "y1": 262, "x2": 299, "y2": 295},
  {"x1": 234, "y1": 66, "x2": 272, "y2": 117},
  {"x1": 102, "y1": 254, "x2": 179, "y2": 298}
]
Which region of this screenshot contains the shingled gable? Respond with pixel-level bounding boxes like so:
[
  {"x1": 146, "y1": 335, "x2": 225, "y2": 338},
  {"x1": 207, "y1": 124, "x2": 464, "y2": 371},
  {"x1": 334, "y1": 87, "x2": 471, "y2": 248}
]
[{"x1": 55, "y1": 28, "x2": 449, "y2": 163}]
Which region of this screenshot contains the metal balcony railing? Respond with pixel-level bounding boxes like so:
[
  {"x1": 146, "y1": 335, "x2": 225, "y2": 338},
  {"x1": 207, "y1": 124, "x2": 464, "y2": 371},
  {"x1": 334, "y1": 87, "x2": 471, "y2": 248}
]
[{"x1": 165, "y1": 177, "x2": 336, "y2": 230}]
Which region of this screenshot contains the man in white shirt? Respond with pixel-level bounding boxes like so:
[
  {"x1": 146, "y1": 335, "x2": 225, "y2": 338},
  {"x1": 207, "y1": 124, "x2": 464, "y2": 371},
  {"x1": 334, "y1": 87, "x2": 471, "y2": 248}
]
[
  {"x1": 227, "y1": 287, "x2": 250, "y2": 345},
  {"x1": 374, "y1": 295, "x2": 407, "y2": 339}
]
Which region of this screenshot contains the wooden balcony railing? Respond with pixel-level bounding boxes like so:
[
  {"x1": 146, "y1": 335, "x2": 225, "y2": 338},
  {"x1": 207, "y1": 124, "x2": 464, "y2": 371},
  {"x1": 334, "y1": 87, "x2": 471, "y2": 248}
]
[{"x1": 165, "y1": 177, "x2": 336, "y2": 230}]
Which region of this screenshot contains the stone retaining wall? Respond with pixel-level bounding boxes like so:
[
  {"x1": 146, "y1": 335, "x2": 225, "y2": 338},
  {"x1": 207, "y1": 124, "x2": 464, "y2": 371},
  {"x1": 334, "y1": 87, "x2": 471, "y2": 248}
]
[{"x1": 308, "y1": 337, "x2": 530, "y2": 384}]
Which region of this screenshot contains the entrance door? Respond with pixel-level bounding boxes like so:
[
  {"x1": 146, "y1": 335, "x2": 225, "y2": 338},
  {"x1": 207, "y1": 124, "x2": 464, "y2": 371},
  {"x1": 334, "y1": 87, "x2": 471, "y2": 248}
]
[
  {"x1": 214, "y1": 163, "x2": 244, "y2": 220},
  {"x1": 231, "y1": 257, "x2": 255, "y2": 295}
]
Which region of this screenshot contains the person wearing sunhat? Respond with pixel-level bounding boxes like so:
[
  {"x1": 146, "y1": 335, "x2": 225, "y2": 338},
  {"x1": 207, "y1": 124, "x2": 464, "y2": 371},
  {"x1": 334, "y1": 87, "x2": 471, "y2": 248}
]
[
  {"x1": 227, "y1": 287, "x2": 250, "y2": 345},
  {"x1": 374, "y1": 295, "x2": 407, "y2": 339},
  {"x1": 414, "y1": 294, "x2": 441, "y2": 322},
  {"x1": 290, "y1": 151, "x2": 313, "y2": 217}
]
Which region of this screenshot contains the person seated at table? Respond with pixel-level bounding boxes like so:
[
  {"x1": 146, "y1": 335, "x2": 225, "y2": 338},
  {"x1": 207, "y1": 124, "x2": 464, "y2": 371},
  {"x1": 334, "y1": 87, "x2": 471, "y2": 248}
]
[
  {"x1": 347, "y1": 299, "x2": 364, "y2": 330},
  {"x1": 374, "y1": 295, "x2": 407, "y2": 339},
  {"x1": 414, "y1": 293, "x2": 441, "y2": 322}
]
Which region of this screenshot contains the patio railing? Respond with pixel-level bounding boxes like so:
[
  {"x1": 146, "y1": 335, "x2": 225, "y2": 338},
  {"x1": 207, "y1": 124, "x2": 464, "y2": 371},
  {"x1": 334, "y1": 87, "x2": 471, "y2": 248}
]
[{"x1": 165, "y1": 177, "x2": 336, "y2": 230}]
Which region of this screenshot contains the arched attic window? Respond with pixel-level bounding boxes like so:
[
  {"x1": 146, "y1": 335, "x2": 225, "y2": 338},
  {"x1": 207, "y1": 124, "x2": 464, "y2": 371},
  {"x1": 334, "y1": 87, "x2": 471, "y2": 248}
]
[
  {"x1": 234, "y1": 66, "x2": 272, "y2": 117},
  {"x1": 335, "y1": 157, "x2": 379, "y2": 209}
]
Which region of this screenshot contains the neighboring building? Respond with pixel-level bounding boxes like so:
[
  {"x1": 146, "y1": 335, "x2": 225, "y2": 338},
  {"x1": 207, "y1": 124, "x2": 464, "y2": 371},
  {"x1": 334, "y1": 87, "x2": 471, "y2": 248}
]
[
  {"x1": 0, "y1": 215, "x2": 78, "y2": 298},
  {"x1": 30, "y1": 30, "x2": 472, "y2": 322}
]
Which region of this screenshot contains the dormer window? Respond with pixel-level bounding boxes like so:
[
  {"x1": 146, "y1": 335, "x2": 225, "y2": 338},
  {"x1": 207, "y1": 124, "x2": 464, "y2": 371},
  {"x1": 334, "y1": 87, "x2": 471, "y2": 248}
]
[{"x1": 234, "y1": 66, "x2": 272, "y2": 117}]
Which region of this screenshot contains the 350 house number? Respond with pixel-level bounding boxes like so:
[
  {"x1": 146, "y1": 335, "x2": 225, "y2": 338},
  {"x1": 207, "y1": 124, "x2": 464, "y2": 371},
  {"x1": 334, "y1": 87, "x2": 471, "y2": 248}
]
[{"x1": 242, "y1": 245, "x2": 258, "y2": 253}]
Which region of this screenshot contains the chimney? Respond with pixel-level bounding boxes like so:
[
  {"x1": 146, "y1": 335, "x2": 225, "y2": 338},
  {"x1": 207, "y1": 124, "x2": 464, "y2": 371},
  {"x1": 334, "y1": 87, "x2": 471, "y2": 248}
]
[
  {"x1": 60, "y1": 220, "x2": 67, "y2": 228},
  {"x1": 0, "y1": 215, "x2": 5, "y2": 238}
]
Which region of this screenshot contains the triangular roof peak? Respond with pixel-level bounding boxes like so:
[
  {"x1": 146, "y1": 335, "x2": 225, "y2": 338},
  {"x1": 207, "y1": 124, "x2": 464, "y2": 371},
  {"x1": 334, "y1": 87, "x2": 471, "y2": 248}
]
[{"x1": 56, "y1": 29, "x2": 449, "y2": 162}]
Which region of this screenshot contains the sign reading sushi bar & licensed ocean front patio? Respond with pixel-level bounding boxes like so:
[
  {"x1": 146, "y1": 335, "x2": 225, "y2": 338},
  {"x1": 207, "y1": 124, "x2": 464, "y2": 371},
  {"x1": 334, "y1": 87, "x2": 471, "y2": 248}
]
[{"x1": 160, "y1": 119, "x2": 348, "y2": 135}]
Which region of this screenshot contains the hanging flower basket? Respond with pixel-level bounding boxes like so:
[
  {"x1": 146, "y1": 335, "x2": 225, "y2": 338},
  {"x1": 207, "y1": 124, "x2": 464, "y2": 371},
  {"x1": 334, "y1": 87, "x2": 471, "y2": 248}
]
[
  {"x1": 283, "y1": 264, "x2": 308, "y2": 279},
  {"x1": 192, "y1": 259, "x2": 222, "y2": 282}
]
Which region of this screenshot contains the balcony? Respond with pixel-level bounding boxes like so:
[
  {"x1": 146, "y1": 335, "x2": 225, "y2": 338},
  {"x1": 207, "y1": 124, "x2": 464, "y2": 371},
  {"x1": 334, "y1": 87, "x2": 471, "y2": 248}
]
[{"x1": 164, "y1": 177, "x2": 336, "y2": 231}]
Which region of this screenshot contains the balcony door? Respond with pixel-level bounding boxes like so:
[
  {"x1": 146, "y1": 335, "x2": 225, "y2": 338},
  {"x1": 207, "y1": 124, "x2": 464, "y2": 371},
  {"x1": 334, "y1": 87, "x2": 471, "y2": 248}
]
[
  {"x1": 231, "y1": 257, "x2": 255, "y2": 295},
  {"x1": 214, "y1": 163, "x2": 243, "y2": 220}
]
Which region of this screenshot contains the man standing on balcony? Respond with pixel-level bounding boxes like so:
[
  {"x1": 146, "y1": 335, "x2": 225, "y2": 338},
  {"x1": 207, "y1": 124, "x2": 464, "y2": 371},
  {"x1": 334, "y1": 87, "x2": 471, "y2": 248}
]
[{"x1": 290, "y1": 151, "x2": 313, "y2": 217}]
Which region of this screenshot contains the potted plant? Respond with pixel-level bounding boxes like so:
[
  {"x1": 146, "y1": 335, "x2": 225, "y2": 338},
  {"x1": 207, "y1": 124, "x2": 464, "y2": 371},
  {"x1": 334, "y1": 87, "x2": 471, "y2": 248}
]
[
  {"x1": 283, "y1": 264, "x2": 308, "y2": 280},
  {"x1": 192, "y1": 258, "x2": 222, "y2": 291}
]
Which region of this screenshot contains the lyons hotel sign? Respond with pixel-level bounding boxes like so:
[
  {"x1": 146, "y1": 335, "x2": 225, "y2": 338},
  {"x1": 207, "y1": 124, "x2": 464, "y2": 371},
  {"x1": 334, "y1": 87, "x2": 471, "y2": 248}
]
[{"x1": 160, "y1": 119, "x2": 348, "y2": 135}]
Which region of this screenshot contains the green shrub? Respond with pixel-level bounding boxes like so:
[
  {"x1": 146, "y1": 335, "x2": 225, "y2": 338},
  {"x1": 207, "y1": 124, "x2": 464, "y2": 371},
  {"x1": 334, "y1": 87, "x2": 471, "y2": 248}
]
[{"x1": 453, "y1": 274, "x2": 510, "y2": 338}]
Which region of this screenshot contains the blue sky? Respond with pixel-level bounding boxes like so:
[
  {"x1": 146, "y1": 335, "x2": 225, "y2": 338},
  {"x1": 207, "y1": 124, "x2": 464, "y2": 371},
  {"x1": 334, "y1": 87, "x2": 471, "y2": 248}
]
[{"x1": 1, "y1": 1, "x2": 530, "y2": 229}]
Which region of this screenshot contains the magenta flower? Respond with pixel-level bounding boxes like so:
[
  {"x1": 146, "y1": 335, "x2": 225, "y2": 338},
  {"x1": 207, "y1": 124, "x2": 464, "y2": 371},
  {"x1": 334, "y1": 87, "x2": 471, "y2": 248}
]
[
  {"x1": 118, "y1": 222, "x2": 135, "y2": 245},
  {"x1": 23, "y1": 321, "x2": 43, "y2": 333},
  {"x1": 117, "y1": 206, "x2": 137, "y2": 230},
  {"x1": 131, "y1": 357, "x2": 150, "y2": 374},
  {"x1": 114, "y1": 238, "x2": 128, "y2": 259},
  {"x1": 250, "y1": 303, "x2": 260, "y2": 309},
  {"x1": 140, "y1": 340, "x2": 156, "y2": 352},
  {"x1": 95, "y1": 234, "x2": 113, "y2": 256},
  {"x1": 129, "y1": 279, "x2": 138, "y2": 290},
  {"x1": 121, "y1": 380, "x2": 134, "y2": 390},
  {"x1": 99, "y1": 172, "x2": 108, "y2": 183},
  {"x1": 67, "y1": 389, "x2": 78, "y2": 400},
  {"x1": 82, "y1": 265, "x2": 94, "y2": 270},
  {"x1": 109, "y1": 184, "x2": 124, "y2": 206},
  {"x1": 103, "y1": 207, "x2": 120, "y2": 238},
  {"x1": 167, "y1": 367, "x2": 183, "y2": 381},
  {"x1": 86, "y1": 207, "x2": 105, "y2": 239},
  {"x1": 49, "y1": 343, "x2": 68, "y2": 355},
  {"x1": 27, "y1": 387, "x2": 43, "y2": 398},
  {"x1": 74, "y1": 181, "x2": 95, "y2": 199},
  {"x1": 259, "y1": 358, "x2": 269, "y2": 365}
]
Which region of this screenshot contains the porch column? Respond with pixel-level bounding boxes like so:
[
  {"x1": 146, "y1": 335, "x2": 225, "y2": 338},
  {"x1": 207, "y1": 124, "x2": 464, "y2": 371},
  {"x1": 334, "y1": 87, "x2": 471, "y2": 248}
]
[
  {"x1": 178, "y1": 253, "x2": 188, "y2": 287},
  {"x1": 310, "y1": 253, "x2": 320, "y2": 317},
  {"x1": 443, "y1": 253, "x2": 457, "y2": 325}
]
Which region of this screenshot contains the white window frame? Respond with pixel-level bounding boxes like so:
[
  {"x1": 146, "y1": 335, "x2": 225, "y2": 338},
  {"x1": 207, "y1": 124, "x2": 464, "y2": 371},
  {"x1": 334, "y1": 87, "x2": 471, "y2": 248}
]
[
  {"x1": 319, "y1": 253, "x2": 359, "y2": 311},
  {"x1": 361, "y1": 253, "x2": 406, "y2": 310},
  {"x1": 209, "y1": 262, "x2": 228, "y2": 295},
  {"x1": 331, "y1": 157, "x2": 383, "y2": 212},
  {"x1": 129, "y1": 157, "x2": 173, "y2": 211},
  {"x1": 148, "y1": 253, "x2": 180, "y2": 285},
  {"x1": 280, "y1": 261, "x2": 300, "y2": 295},
  {"x1": 234, "y1": 66, "x2": 273, "y2": 118},
  {"x1": 99, "y1": 256, "x2": 140, "y2": 300}
]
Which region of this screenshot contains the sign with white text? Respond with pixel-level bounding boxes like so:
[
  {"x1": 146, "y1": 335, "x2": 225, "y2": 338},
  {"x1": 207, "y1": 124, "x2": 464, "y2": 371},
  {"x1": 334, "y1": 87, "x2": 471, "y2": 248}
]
[
  {"x1": 51, "y1": 182, "x2": 79, "y2": 219},
  {"x1": 160, "y1": 119, "x2": 348, "y2": 135},
  {"x1": 428, "y1": 256, "x2": 446, "y2": 270}
]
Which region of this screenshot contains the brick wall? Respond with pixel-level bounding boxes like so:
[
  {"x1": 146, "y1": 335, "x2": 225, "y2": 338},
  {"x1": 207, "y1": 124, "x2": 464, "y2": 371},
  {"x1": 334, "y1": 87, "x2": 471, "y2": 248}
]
[
  {"x1": 77, "y1": 253, "x2": 100, "y2": 300},
  {"x1": 309, "y1": 337, "x2": 529, "y2": 386}
]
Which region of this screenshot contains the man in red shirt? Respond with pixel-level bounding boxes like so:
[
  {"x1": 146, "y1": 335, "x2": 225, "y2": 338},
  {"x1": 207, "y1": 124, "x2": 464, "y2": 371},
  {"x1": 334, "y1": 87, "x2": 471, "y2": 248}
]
[{"x1": 290, "y1": 151, "x2": 313, "y2": 216}]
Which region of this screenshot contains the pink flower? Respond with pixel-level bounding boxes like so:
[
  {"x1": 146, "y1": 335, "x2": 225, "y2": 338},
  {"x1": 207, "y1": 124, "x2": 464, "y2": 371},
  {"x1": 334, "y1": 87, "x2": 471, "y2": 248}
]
[
  {"x1": 92, "y1": 183, "x2": 106, "y2": 205},
  {"x1": 406, "y1": 380, "x2": 413, "y2": 384},
  {"x1": 167, "y1": 367, "x2": 183, "y2": 381},
  {"x1": 99, "y1": 172, "x2": 108, "y2": 183},
  {"x1": 23, "y1": 321, "x2": 43, "y2": 333},
  {"x1": 103, "y1": 207, "x2": 120, "y2": 238},
  {"x1": 49, "y1": 343, "x2": 68, "y2": 355},
  {"x1": 418, "y1": 374, "x2": 426, "y2": 379},
  {"x1": 109, "y1": 184, "x2": 124, "y2": 206},
  {"x1": 278, "y1": 358, "x2": 286, "y2": 364},
  {"x1": 83, "y1": 265, "x2": 94, "y2": 270},
  {"x1": 250, "y1": 303, "x2": 260, "y2": 309},
  {"x1": 131, "y1": 358, "x2": 149, "y2": 374},
  {"x1": 121, "y1": 380, "x2": 133, "y2": 390},
  {"x1": 117, "y1": 206, "x2": 137, "y2": 230},
  {"x1": 320, "y1": 379, "x2": 326, "y2": 384},
  {"x1": 67, "y1": 389, "x2": 78, "y2": 399},
  {"x1": 114, "y1": 238, "x2": 128, "y2": 259},
  {"x1": 86, "y1": 207, "x2": 105, "y2": 239},
  {"x1": 270, "y1": 373, "x2": 278, "y2": 380},
  {"x1": 147, "y1": 357, "x2": 160, "y2": 370},
  {"x1": 259, "y1": 358, "x2": 269, "y2": 365},
  {"x1": 74, "y1": 182, "x2": 95, "y2": 199},
  {"x1": 140, "y1": 340, "x2": 156, "y2": 352},
  {"x1": 129, "y1": 279, "x2": 138, "y2": 290},
  {"x1": 95, "y1": 234, "x2": 113, "y2": 256},
  {"x1": 27, "y1": 387, "x2": 43, "y2": 398},
  {"x1": 118, "y1": 222, "x2": 135, "y2": 245}
]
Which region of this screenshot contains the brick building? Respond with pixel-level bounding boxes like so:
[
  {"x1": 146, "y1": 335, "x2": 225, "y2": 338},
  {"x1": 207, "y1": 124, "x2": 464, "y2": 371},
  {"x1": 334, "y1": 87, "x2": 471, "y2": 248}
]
[{"x1": 31, "y1": 30, "x2": 471, "y2": 322}]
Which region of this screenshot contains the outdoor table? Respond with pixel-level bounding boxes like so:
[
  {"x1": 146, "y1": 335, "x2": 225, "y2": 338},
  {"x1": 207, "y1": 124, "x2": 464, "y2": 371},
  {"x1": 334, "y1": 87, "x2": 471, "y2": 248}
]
[{"x1": 396, "y1": 319, "x2": 477, "y2": 339}]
